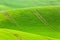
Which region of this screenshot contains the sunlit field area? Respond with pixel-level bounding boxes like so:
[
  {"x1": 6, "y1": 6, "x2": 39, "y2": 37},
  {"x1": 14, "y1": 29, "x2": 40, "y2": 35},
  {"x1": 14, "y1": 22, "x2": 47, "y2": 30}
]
[{"x1": 0, "y1": 0, "x2": 60, "y2": 40}]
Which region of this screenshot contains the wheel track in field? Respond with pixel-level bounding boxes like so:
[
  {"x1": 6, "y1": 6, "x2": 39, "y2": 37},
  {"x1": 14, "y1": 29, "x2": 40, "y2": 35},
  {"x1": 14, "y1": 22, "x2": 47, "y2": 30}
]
[{"x1": 31, "y1": 9, "x2": 56, "y2": 32}]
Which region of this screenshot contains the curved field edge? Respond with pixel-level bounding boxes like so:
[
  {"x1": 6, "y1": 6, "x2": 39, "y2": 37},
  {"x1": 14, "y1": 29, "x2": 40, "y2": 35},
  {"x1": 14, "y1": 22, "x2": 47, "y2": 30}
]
[
  {"x1": 0, "y1": 6, "x2": 60, "y2": 39},
  {"x1": 0, "y1": 28, "x2": 59, "y2": 40}
]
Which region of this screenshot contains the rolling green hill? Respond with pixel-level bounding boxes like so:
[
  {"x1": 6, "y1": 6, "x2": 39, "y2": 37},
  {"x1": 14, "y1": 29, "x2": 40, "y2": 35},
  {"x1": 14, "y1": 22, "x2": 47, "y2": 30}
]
[
  {"x1": 0, "y1": 0, "x2": 60, "y2": 40},
  {"x1": 0, "y1": 6, "x2": 60, "y2": 40}
]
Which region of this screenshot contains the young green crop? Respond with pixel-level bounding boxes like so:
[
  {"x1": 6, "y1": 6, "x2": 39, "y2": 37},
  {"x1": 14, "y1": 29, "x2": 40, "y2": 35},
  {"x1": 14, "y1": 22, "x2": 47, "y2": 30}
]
[{"x1": 0, "y1": 6, "x2": 60, "y2": 39}]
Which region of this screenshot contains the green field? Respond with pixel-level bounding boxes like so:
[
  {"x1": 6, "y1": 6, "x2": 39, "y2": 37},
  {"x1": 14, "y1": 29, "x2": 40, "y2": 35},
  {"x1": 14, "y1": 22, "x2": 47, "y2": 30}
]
[
  {"x1": 0, "y1": 0, "x2": 60, "y2": 40},
  {"x1": 0, "y1": 6, "x2": 60, "y2": 40}
]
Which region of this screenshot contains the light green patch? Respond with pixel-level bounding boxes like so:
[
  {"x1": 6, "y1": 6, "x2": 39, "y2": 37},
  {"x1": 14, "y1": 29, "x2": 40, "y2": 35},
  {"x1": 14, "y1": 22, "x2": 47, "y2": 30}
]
[{"x1": 0, "y1": 29, "x2": 59, "y2": 40}]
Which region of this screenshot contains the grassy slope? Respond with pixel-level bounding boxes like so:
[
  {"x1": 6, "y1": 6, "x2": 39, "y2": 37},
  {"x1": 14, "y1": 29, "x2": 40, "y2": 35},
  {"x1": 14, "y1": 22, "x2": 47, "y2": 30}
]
[
  {"x1": 0, "y1": 0, "x2": 60, "y2": 8},
  {"x1": 0, "y1": 29, "x2": 59, "y2": 40},
  {"x1": 0, "y1": 6, "x2": 60, "y2": 40},
  {"x1": 0, "y1": 0, "x2": 60, "y2": 40}
]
